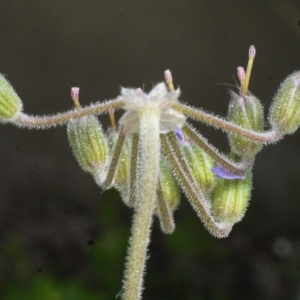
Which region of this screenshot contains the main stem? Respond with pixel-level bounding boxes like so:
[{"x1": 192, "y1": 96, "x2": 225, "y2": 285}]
[{"x1": 122, "y1": 107, "x2": 160, "y2": 300}]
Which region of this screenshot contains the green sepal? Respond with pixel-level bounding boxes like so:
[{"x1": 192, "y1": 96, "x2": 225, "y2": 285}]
[
  {"x1": 114, "y1": 138, "x2": 130, "y2": 193},
  {"x1": 158, "y1": 158, "x2": 180, "y2": 212},
  {"x1": 228, "y1": 91, "x2": 263, "y2": 157},
  {"x1": 67, "y1": 116, "x2": 108, "y2": 177},
  {"x1": 182, "y1": 140, "x2": 215, "y2": 195},
  {"x1": 0, "y1": 74, "x2": 23, "y2": 121},
  {"x1": 269, "y1": 71, "x2": 300, "y2": 135},
  {"x1": 211, "y1": 172, "x2": 252, "y2": 224}
]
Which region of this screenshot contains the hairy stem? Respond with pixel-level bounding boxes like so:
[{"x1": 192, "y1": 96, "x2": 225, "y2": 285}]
[
  {"x1": 174, "y1": 103, "x2": 282, "y2": 143},
  {"x1": 122, "y1": 107, "x2": 160, "y2": 300},
  {"x1": 14, "y1": 99, "x2": 125, "y2": 128}
]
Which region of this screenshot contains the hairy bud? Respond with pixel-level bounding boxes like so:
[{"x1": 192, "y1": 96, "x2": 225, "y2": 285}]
[
  {"x1": 269, "y1": 71, "x2": 300, "y2": 135},
  {"x1": 0, "y1": 74, "x2": 23, "y2": 121},
  {"x1": 182, "y1": 139, "x2": 215, "y2": 195},
  {"x1": 67, "y1": 116, "x2": 109, "y2": 178},
  {"x1": 228, "y1": 91, "x2": 263, "y2": 157},
  {"x1": 211, "y1": 172, "x2": 252, "y2": 224},
  {"x1": 158, "y1": 159, "x2": 180, "y2": 212}
]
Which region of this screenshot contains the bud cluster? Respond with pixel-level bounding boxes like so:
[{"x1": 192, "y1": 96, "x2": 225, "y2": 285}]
[{"x1": 2, "y1": 46, "x2": 300, "y2": 300}]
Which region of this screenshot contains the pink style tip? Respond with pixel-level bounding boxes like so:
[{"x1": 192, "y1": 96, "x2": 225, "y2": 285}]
[
  {"x1": 164, "y1": 69, "x2": 173, "y2": 82},
  {"x1": 71, "y1": 87, "x2": 80, "y2": 101},
  {"x1": 249, "y1": 45, "x2": 256, "y2": 59},
  {"x1": 237, "y1": 67, "x2": 246, "y2": 80},
  {"x1": 108, "y1": 108, "x2": 115, "y2": 115}
]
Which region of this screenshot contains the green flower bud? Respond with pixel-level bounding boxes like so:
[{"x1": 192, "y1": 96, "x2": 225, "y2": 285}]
[
  {"x1": 67, "y1": 116, "x2": 109, "y2": 177},
  {"x1": 114, "y1": 138, "x2": 130, "y2": 193},
  {"x1": 228, "y1": 91, "x2": 263, "y2": 157},
  {"x1": 211, "y1": 172, "x2": 252, "y2": 224},
  {"x1": 269, "y1": 71, "x2": 300, "y2": 135},
  {"x1": 158, "y1": 159, "x2": 180, "y2": 212},
  {"x1": 0, "y1": 74, "x2": 23, "y2": 121},
  {"x1": 182, "y1": 139, "x2": 215, "y2": 195}
]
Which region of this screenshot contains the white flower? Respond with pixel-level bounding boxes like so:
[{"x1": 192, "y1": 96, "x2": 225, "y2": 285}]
[{"x1": 119, "y1": 83, "x2": 186, "y2": 133}]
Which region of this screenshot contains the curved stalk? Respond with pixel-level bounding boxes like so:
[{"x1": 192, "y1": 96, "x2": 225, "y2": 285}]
[
  {"x1": 122, "y1": 107, "x2": 160, "y2": 300},
  {"x1": 14, "y1": 99, "x2": 125, "y2": 128},
  {"x1": 174, "y1": 103, "x2": 282, "y2": 143},
  {"x1": 183, "y1": 124, "x2": 253, "y2": 175}
]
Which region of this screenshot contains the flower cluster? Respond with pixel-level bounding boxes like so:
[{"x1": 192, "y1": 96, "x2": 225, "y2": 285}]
[{"x1": 1, "y1": 46, "x2": 300, "y2": 300}]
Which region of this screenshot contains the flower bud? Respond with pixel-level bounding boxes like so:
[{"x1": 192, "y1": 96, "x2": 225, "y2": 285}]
[
  {"x1": 67, "y1": 116, "x2": 109, "y2": 178},
  {"x1": 114, "y1": 139, "x2": 130, "y2": 194},
  {"x1": 158, "y1": 159, "x2": 180, "y2": 212},
  {"x1": 182, "y1": 139, "x2": 215, "y2": 195},
  {"x1": 228, "y1": 91, "x2": 263, "y2": 157},
  {"x1": 269, "y1": 71, "x2": 300, "y2": 135},
  {"x1": 211, "y1": 172, "x2": 252, "y2": 224},
  {"x1": 0, "y1": 74, "x2": 23, "y2": 121}
]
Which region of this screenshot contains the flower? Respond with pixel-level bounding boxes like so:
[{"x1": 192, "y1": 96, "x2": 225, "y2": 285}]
[{"x1": 119, "y1": 83, "x2": 186, "y2": 133}]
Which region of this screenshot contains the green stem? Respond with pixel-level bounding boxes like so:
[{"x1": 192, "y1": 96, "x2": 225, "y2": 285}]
[{"x1": 122, "y1": 107, "x2": 160, "y2": 300}]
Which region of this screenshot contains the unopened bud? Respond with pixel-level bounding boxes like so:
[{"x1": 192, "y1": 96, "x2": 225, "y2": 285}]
[
  {"x1": 67, "y1": 116, "x2": 109, "y2": 177},
  {"x1": 114, "y1": 138, "x2": 130, "y2": 194},
  {"x1": 158, "y1": 159, "x2": 180, "y2": 212},
  {"x1": 228, "y1": 91, "x2": 263, "y2": 157},
  {"x1": 211, "y1": 172, "x2": 252, "y2": 224},
  {"x1": 269, "y1": 71, "x2": 300, "y2": 135},
  {"x1": 0, "y1": 74, "x2": 23, "y2": 121},
  {"x1": 181, "y1": 138, "x2": 215, "y2": 194}
]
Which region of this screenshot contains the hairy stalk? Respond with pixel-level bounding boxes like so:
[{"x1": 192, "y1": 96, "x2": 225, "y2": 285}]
[
  {"x1": 14, "y1": 99, "x2": 124, "y2": 128},
  {"x1": 183, "y1": 124, "x2": 253, "y2": 175},
  {"x1": 129, "y1": 133, "x2": 139, "y2": 207},
  {"x1": 122, "y1": 107, "x2": 160, "y2": 300},
  {"x1": 156, "y1": 180, "x2": 175, "y2": 234},
  {"x1": 174, "y1": 103, "x2": 282, "y2": 143},
  {"x1": 102, "y1": 130, "x2": 126, "y2": 188}
]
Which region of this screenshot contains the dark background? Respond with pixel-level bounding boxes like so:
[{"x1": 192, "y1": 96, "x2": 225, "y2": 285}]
[{"x1": 1, "y1": 1, "x2": 300, "y2": 299}]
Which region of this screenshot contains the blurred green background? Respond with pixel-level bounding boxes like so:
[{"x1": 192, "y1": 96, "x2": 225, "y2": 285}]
[{"x1": 1, "y1": 1, "x2": 300, "y2": 299}]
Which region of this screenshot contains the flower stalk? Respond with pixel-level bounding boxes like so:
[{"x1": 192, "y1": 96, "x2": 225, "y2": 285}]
[{"x1": 122, "y1": 106, "x2": 161, "y2": 300}]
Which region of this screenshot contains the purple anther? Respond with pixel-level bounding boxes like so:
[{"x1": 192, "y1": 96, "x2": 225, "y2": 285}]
[{"x1": 175, "y1": 129, "x2": 189, "y2": 146}]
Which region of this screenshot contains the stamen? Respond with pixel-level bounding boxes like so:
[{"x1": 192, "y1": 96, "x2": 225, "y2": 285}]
[
  {"x1": 71, "y1": 87, "x2": 81, "y2": 110},
  {"x1": 244, "y1": 45, "x2": 256, "y2": 94},
  {"x1": 164, "y1": 69, "x2": 175, "y2": 92}
]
